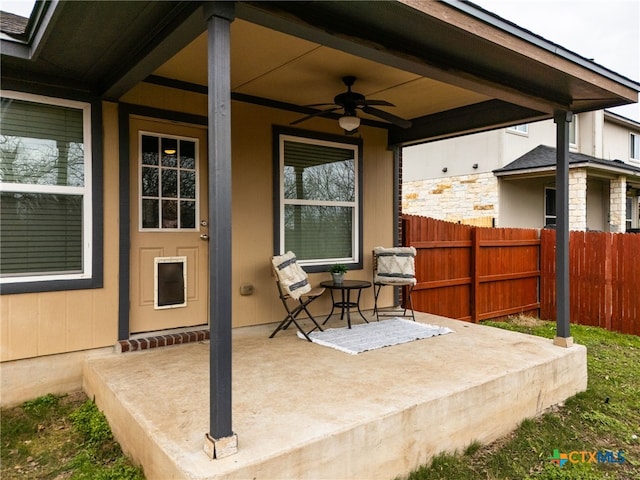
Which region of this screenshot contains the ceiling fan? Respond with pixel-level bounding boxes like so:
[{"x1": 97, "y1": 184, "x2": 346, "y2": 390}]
[{"x1": 290, "y1": 76, "x2": 412, "y2": 132}]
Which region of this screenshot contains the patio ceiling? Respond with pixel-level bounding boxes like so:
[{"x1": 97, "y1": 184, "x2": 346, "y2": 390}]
[
  {"x1": 153, "y1": 20, "x2": 492, "y2": 124},
  {"x1": 2, "y1": 0, "x2": 638, "y2": 145}
]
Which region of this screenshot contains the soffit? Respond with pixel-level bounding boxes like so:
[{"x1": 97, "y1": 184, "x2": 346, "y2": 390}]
[{"x1": 153, "y1": 20, "x2": 491, "y2": 123}]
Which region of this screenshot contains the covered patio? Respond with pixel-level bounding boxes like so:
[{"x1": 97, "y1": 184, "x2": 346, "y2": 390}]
[
  {"x1": 83, "y1": 312, "x2": 586, "y2": 479},
  {"x1": 1, "y1": 0, "x2": 635, "y2": 474}
]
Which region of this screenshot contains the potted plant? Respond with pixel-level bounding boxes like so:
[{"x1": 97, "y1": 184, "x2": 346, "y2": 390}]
[{"x1": 329, "y1": 263, "x2": 348, "y2": 284}]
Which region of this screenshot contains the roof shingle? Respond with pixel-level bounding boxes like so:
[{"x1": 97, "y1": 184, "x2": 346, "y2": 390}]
[
  {"x1": 0, "y1": 11, "x2": 29, "y2": 36},
  {"x1": 494, "y1": 145, "x2": 640, "y2": 175}
]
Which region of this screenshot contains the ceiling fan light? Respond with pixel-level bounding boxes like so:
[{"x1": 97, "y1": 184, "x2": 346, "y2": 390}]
[{"x1": 339, "y1": 115, "x2": 360, "y2": 131}]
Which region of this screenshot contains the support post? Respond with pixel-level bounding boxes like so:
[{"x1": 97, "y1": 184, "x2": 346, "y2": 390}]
[
  {"x1": 202, "y1": 1, "x2": 238, "y2": 459},
  {"x1": 553, "y1": 110, "x2": 573, "y2": 348}
]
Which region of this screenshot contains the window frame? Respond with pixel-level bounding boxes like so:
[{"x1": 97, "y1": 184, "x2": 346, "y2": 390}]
[
  {"x1": 273, "y1": 126, "x2": 363, "y2": 273},
  {"x1": 507, "y1": 124, "x2": 528, "y2": 135},
  {"x1": 0, "y1": 89, "x2": 102, "y2": 294},
  {"x1": 630, "y1": 132, "x2": 640, "y2": 163},
  {"x1": 544, "y1": 187, "x2": 557, "y2": 227},
  {"x1": 625, "y1": 196, "x2": 639, "y2": 231}
]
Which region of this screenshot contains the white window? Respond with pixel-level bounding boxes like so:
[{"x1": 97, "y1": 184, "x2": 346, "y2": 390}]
[
  {"x1": 0, "y1": 91, "x2": 92, "y2": 284},
  {"x1": 544, "y1": 187, "x2": 556, "y2": 227},
  {"x1": 631, "y1": 133, "x2": 640, "y2": 162},
  {"x1": 276, "y1": 131, "x2": 361, "y2": 268},
  {"x1": 508, "y1": 124, "x2": 528, "y2": 135},
  {"x1": 139, "y1": 132, "x2": 199, "y2": 230},
  {"x1": 569, "y1": 117, "x2": 577, "y2": 149}
]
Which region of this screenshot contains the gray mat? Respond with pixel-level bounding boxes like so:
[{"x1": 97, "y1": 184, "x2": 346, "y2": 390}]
[{"x1": 299, "y1": 318, "x2": 454, "y2": 354}]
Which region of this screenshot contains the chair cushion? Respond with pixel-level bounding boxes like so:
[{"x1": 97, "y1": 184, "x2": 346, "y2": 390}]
[
  {"x1": 272, "y1": 251, "x2": 312, "y2": 300},
  {"x1": 374, "y1": 246, "x2": 417, "y2": 285}
]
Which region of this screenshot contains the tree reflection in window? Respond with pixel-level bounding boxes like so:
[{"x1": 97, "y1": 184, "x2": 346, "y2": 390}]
[
  {"x1": 140, "y1": 134, "x2": 197, "y2": 229},
  {"x1": 282, "y1": 138, "x2": 358, "y2": 262}
]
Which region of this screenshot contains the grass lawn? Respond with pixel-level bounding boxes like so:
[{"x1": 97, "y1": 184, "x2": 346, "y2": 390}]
[
  {"x1": 401, "y1": 317, "x2": 640, "y2": 480},
  {"x1": 1, "y1": 391, "x2": 144, "y2": 479}
]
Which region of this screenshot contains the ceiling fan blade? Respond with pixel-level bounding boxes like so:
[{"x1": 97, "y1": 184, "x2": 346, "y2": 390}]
[
  {"x1": 290, "y1": 107, "x2": 341, "y2": 125},
  {"x1": 359, "y1": 99, "x2": 395, "y2": 107},
  {"x1": 305, "y1": 103, "x2": 338, "y2": 108},
  {"x1": 362, "y1": 106, "x2": 412, "y2": 129}
]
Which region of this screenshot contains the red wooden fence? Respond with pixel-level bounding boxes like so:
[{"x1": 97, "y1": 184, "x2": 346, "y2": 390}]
[
  {"x1": 403, "y1": 216, "x2": 540, "y2": 322},
  {"x1": 541, "y1": 229, "x2": 640, "y2": 336},
  {"x1": 403, "y1": 215, "x2": 639, "y2": 335}
]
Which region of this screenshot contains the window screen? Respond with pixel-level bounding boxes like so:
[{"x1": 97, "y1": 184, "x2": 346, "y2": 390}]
[
  {"x1": 277, "y1": 133, "x2": 361, "y2": 267},
  {"x1": 0, "y1": 94, "x2": 91, "y2": 280}
]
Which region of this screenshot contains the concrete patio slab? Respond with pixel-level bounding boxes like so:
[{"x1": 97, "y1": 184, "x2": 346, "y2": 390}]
[{"x1": 83, "y1": 313, "x2": 587, "y2": 480}]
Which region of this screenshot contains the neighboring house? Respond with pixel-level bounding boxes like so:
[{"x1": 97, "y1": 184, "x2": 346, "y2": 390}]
[
  {"x1": 1, "y1": 0, "x2": 638, "y2": 454},
  {"x1": 403, "y1": 110, "x2": 640, "y2": 232}
]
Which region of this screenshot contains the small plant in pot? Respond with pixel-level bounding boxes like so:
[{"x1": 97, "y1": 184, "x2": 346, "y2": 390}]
[{"x1": 329, "y1": 263, "x2": 348, "y2": 284}]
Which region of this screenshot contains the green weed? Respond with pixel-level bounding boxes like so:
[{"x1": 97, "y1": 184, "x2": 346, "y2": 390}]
[{"x1": 1, "y1": 393, "x2": 144, "y2": 480}]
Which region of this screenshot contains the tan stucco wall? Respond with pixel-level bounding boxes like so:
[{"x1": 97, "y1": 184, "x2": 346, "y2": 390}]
[
  {"x1": 124, "y1": 83, "x2": 395, "y2": 327},
  {"x1": 0, "y1": 102, "x2": 121, "y2": 364},
  {"x1": 230, "y1": 101, "x2": 394, "y2": 327},
  {"x1": 603, "y1": 120, "x2": 634, "y2": 162},
  {"x1": 1, "y1": 85, "x2": 395, "y2": 371}
]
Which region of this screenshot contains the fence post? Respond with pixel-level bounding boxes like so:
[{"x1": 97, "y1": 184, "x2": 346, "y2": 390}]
[
  {"x1": 604, "y1": 234, "x2": 613, "y2": 331},
  {"x1": 470, "y1": 227, "x2": 480, "y2": 323}
]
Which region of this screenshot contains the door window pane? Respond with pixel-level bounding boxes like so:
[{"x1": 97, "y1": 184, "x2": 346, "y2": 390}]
[
  {"x1": 180, "y1": 171, "x2": 196, "y2": 199},
  {"x1": 141, "y1": 135, "x2": 159, "y2": 165},
  {"x1": 180, "y1": 200, "x2": 196, "y2": 229},
  {"x1": 139, "y1": 133, "x2": 198, "y2": 230},
  {"x1": 142, "y1": 198, "x2": 159, "y2": 228},
  {"x1": 141, "y1": 167, "x2": 158, "y2": 196}
]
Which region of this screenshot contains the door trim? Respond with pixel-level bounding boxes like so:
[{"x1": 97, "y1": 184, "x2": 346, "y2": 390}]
[{"x1": 118, "y1": 103, "x2": 208, "y2": 341}]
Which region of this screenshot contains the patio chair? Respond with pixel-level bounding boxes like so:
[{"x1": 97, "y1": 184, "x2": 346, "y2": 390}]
[
  {"x1": 270, "y1": 251, "x2": 326, "y2": 341},
  {"x1": 372, "y1": 246, "x2": 417, "y2": 321}
]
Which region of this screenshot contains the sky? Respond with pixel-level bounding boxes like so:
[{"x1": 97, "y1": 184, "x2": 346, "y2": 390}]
[
  {"x1": 2, "y1": 0, "x2": 639, "y2": 121},
  {"x1": 474, "y1": 0, "x2": 640, "y2": 122},
  {"x1": 1, "y1": 0, "x2": 33, "y2": 17}
]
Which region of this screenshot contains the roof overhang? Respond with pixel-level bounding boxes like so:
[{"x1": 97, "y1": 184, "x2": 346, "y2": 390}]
[
  {"x1": 2, "y1": 0, "x2": 638, "y2": 146},
  {"x1": 495, "y1": 161, "x2": 640, "y2": 180}
]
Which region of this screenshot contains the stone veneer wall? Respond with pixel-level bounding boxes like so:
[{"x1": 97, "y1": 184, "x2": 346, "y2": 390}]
[
  {"x1": 402, "y1": 173, "x2": 498, "y2": 224},
  {"x1": 568, "y1": 169, "x2": 587, "y2": 231},
  {"x1": 609, "y1": 176, "x2": 627, "y2": 233}
]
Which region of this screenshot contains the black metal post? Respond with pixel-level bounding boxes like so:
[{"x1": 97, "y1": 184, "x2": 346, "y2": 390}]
[
  {"x1": 554, "y1": 110, "x2": 572, "y2": 344},
  {"x1": 204, "y1": 1, "x2": 235, "y2": 445}
]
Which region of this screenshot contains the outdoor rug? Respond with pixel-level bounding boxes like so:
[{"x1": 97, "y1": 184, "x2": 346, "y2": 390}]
[{"x1": 298, "y1": 318, "x2": 454, "y2": 354}]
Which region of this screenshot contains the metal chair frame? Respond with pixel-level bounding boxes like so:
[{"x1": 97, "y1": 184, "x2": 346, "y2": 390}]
[
  {"x1": 372, "y1": 249, "x2": 416, "y2": 322},
  {"x1": 270, "y1": 265, "x2": 325, "y2": 341}
]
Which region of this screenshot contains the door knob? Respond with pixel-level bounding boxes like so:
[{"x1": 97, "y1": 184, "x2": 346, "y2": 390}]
[
  {"x1": 200, "y1": 234, "x2": 209, "y2": 240},
  {"x1": 200, "y1": 220, "x2": 208, "y2": 227}
]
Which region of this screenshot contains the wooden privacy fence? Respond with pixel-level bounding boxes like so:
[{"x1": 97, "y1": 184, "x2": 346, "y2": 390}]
[
  {"x1": 540, "y1": 229, "x2": 640, "y2": 336},
  {"x1": 402, "y1": 215, "x2": 540, "y2": 322},
  {"x1": 402, "y1": 215, "x2": 639, "y2": 335}
]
